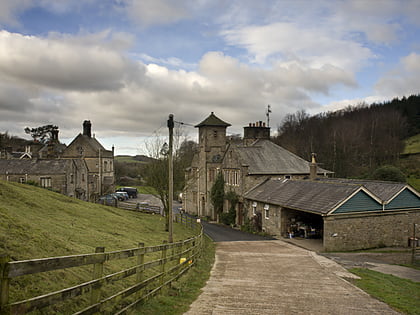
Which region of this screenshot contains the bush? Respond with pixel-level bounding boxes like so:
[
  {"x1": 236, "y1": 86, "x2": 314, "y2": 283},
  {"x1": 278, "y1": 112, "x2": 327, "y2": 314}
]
[
  {"x1": 220, "y1": 208, "x2": 236, "y2": 226},
  {"x1": 371, "y1": 165, "x2": 406, "y2": 182}
]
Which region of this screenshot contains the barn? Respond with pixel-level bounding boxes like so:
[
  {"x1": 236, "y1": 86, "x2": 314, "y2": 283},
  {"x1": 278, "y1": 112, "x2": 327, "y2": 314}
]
[{"x1": 244, "y1": 178, "x2": 420, "y2": 251}]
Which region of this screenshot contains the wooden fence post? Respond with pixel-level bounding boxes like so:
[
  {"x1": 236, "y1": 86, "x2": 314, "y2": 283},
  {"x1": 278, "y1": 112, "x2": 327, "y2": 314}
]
[
  {"x1": 412, "y1": 223, "x2": 417, "y2": 265},
  {"x1": 91, "y1": 247, "x2": 105, "y2": 306},
  {"x1": 160, "y1": 241, "x2": 167, "y2": 290},
  {"x1": 0, "y1": 255, "x2": 10, "y2": 315},
  {"x1": 136, "y1": 242, "x2": 145, "y2": 301}
]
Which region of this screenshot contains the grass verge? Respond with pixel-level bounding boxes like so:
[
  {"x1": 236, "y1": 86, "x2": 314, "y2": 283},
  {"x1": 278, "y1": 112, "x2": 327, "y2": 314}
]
[
  {"x1": 0, "y1": 180, "x2": 200, "y2": 313},
  {"x1": 349, "y1": 268, "x2": 420, "y2": 315},
  {"x1": 135, "y1": 235, "x2": 215, "y2": 314}
]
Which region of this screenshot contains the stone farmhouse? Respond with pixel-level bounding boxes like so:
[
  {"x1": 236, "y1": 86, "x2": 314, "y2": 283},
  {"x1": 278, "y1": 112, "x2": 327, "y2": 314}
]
[
  {"x1": 0, "y1": 120, "x2": 114, "y2": 201},
  {"x1": 183, "y1": 112, "x2": 420, "y2": 251},
  {"x1": 183, "y1": 112, "x2": 331, "y2": 222}
]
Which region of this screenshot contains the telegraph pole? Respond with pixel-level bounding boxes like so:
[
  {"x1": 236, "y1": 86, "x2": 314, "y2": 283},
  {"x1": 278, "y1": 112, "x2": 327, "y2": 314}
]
[{"x1": 168, "y1": 114, "x2": 174, "y2": 243}]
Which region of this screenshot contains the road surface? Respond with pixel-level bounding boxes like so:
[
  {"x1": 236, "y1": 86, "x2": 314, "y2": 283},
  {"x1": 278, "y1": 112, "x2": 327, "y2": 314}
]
[{"x1": 185, "y1": 222, "x2": 400, "y2": 315}]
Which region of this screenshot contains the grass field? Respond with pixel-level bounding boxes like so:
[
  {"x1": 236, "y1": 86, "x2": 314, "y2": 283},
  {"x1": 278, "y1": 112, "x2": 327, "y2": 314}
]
[
  {"x1": 404, "y1": 134, "x2": 420, "y2": 155},
  {"x1": 350, "y1": 268, "x2": 420, "y2": 315},
  {"x1": 0, "y1": 180, "x2": 208, "y2": 313}
]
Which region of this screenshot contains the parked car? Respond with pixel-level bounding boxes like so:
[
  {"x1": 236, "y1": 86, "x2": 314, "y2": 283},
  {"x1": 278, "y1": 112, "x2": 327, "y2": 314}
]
[
  {"x1": 111, "y1": 192, "x2": 125, "y2": 201},
  {"x1": 99, "y1": 194, "x2": 118, "y2": 206},
  {"x1": 115, "y1": 191, "x2": 129, "y2": 200},
  {"x1": 116, "y1": 187, "x2": 138, "y2": 198}
]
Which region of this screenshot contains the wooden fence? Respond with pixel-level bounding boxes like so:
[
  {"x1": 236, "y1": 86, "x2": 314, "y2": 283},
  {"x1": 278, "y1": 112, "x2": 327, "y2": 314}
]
[{"x1": 0, "y1": 214, "x2": 202, "y2": 314}]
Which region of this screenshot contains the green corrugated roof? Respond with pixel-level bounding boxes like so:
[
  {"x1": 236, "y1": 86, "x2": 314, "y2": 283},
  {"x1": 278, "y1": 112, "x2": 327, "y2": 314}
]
[{"x1": 195, "y1": 112, "x2": 231, "y2": 127}]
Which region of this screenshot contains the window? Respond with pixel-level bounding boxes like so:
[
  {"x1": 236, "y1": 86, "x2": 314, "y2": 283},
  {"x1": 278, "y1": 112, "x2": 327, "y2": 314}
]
[
  {"x1": 285, "y1": 175, "x2": 291, "y2": 179},
  {"x1": 264, "y1": 204, "x2": 270, "y2": 219},
  {"x1": 208, "y1": 168, "x2": 216, "y2": 182},
  {"x1": 252, "y1": 202, "x2": 257, "y2": 216},
  {"x1": 19, "y1": 177, "x2": 26, "y2": 184},
  {"x1": 104, "y1": 161, "x2": 108, "y2": 172},
  {"x1": 223, "y1": 169, "x2": 240, "y2": 186},
  {"x1": 82, "y1": 173, "x2": 85, "y2": 182},
  {"x1": 213, "y1": 130, "x2": 217, "y2": 137},
  {"x1": 40, "y1": 177, "x2": 52, "y2": 188},
  {"x1": 70, "y1": 174, "x2": 74, "y2": 184}
]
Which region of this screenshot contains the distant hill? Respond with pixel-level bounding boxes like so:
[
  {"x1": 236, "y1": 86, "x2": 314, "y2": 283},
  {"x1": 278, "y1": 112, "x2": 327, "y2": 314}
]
[
  {"x1": 115, "y1": 154, "x2": 155, "y2": 163},
  {"x1": 275, "y1": 94, "x2": 420, "y2": 178}
]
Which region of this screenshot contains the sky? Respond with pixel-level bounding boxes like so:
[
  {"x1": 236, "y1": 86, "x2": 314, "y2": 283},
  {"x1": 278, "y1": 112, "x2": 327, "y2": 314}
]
[{"x1": 0, "y1": 0, "x2": 419, "y2": 156}]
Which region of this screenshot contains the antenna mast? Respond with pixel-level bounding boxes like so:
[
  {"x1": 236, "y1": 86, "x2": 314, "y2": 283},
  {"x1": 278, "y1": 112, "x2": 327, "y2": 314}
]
[{"x1": 266, "y1": 104, "x2": 272, "y2": 127}]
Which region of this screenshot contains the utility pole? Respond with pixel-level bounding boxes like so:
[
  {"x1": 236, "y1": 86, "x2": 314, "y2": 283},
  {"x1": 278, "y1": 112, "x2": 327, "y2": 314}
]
[{"x1": 168, "y1": 114, "x2": 174, "y2": 243}]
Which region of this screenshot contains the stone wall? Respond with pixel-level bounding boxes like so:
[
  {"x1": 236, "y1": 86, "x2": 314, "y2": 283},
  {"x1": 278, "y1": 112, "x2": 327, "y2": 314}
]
[{"x1": 323, "y1": 210, "x2": 420, "y2": 251}]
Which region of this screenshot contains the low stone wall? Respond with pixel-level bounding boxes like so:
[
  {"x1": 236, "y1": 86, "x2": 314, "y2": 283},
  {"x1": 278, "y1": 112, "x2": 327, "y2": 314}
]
[{"x1": 324, "y1": 210, "x2": 420, "y2": 252}]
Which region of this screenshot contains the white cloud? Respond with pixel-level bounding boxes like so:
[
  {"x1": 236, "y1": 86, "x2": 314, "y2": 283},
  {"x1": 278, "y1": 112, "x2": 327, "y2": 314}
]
[
  {"x1": 222, "y1": 22, "x2": 373, "y2": 71},
  {"x1": 0, "y1": 30, "x2": 144, "y2": 91},
  {"x1": 375, "y1": 52, "x2": 420, "y2": 97},
  {"x1": 0, "y1": 0, "x2": 32, "y2": 26}
]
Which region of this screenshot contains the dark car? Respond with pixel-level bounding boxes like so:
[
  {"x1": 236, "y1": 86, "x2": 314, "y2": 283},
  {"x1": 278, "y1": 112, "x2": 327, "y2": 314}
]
[{"x1": 116, "y1": 187, "x2": 138, "y2": 198}]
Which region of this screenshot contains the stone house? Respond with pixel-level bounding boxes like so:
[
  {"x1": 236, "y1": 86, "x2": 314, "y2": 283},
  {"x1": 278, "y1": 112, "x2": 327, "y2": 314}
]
[
  {"x1": 0, "y1": 159, "x2": 88, "y2": 198},
  {"x1": 245, "y1": 178, "x2": 420, "y2": 251},
  {"x1": 183, "y1": 112, "x2": 331, "y2": 221},
  {"x1": 0, "y1": 120, "x2": 114, "y2": 201}
]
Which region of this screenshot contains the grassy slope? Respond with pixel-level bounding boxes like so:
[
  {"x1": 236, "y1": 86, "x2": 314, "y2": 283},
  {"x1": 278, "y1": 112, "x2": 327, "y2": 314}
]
[
  {"x1": 0, "y1": 180, "x2": 197, "y2": 311},
  {"x1": 403, "y1": 134, "x2": 420, "y2": 155},
  {"x1": 401, "y1": 134, "x2": 420, "y2": 191},
  {"x1": 350, "y1": 268, "x2": 420, "y2": 315}
]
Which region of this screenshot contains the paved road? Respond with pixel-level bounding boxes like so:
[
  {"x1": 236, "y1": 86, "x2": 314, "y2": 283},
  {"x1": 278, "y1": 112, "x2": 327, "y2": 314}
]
[
  {"x1": 202, "y1": 221, "x2": 275, "y2": 242},
  {"x1": 185, "y1": 223, "x2": 400, "y2": 315}
]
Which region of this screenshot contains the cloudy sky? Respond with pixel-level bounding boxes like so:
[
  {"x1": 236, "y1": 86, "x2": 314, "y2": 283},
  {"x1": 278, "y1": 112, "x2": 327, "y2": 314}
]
[{"x1": 1, "y1": 0, "x2": 419, "y2": 155}]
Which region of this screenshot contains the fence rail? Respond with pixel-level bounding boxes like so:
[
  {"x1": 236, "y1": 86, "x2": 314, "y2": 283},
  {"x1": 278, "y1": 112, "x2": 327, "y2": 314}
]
[
  {"x1": 0, "y1": 214, "x2": 202, "y2": 314},
  {"x1": 117, "y1": 200, "x2": 163, "y2": 215}
]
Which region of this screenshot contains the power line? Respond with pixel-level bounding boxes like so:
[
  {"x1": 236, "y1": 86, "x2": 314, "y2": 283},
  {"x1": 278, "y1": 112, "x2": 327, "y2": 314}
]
[{"x1": 174, "y1": 120, "x2": 195, "y2": 127}]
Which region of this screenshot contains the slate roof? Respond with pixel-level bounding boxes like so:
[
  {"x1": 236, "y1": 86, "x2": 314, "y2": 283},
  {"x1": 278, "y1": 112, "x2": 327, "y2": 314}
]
[
  {"x1": 245, "y1": 178, "x2": 418, "y2": 215},
  {"x1": 68, "y1": 134, "x2": 107, "y2": 151},
  {"x1": 234, "y1": 139, "x2": 332, "y2": 175},
  {"x1": 195, "y1": 112, "x2": 231, "y2": 128},
  {"x1": 245, "y1": 179, "x2": 360, "y2": 215},
  {"x1": 316, "y1": 178, "x2": 408, "y2": 202},
  {"x1": 0, "y1": 159, "x2": 72, "y2": 174}
]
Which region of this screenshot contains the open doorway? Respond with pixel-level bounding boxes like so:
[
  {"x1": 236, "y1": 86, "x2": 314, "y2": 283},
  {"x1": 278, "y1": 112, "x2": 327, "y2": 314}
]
[{"x1": 282, "y1": 208, "x2": 323, "y2": 240}]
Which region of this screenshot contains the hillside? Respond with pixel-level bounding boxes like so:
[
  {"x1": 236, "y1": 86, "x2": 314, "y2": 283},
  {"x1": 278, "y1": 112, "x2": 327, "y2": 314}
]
[
  {"x1": 0, "y1": 180, "x2": 196, "y2": 309},
  {"x1": 275, "y1": 94, "x2": 420, "y2": 178}
]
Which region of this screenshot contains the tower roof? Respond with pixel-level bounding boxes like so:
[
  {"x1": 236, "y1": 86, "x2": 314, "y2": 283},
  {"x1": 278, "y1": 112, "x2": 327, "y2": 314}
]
[{"x1": 195, "y1": 112, "x2": 231, "y2": 128}]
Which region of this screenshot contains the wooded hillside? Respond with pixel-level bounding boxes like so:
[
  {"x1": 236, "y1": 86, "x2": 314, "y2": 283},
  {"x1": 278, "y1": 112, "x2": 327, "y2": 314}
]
[{"x1": 274, "y1": 94, "x2": 420, "y2": 178}]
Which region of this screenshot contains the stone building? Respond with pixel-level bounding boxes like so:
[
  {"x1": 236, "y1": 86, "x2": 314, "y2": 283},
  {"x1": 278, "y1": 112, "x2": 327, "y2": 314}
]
[
  {"x1": 61, "y1": 120, "x2": 115, "y2": 201},
  {"x1": 245, "y1": 178, "x2": 420, "y2": 251},
  {"x1": 183, "y1": 112, "x2": 331, "y2": 221},
  {"x1": 0, "y1": 120, "x2": 114, "y2": 201}
]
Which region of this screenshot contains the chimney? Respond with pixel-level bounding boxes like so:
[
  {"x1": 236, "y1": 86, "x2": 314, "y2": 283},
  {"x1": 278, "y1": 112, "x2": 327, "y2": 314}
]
[
  {"x1": 243, "y1": 121, "x2": 270, "y2": 146},
  {"x1": 309, "y1": 153, "x2": 317, "y2": 180},
  {"x1": 51, "y1": 129, "x2": 59, "y2": 143},
  {"x1": 83, "y1": 120, "x2": 92, "y2": 137}
]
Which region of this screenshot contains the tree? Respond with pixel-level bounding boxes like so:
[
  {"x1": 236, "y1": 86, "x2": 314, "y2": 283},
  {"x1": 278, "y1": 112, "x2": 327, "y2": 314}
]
[
  {"x1": 143, "y1": 125, "x2": 193, "y2": 231},
  {"x1": 24, "y1": 125, "x2": 59, "y2": 144},
  {"x1": 210, "y1": 172, "x2": 224, "y2": 221}
]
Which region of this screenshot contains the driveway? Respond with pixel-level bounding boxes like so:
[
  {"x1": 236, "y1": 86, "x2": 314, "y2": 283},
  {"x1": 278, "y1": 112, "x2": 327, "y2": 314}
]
[{"x1": 185, "y1": 224, "x2": 400, "y2": 315}]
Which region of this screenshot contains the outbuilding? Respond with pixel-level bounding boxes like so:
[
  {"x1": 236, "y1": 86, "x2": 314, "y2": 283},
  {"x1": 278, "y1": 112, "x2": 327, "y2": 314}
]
[{"x1": 244, "y1": 178, "x2": 420, "y2": 251}]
